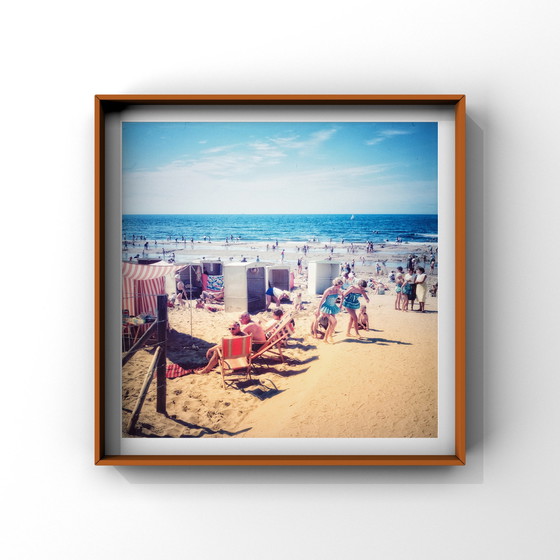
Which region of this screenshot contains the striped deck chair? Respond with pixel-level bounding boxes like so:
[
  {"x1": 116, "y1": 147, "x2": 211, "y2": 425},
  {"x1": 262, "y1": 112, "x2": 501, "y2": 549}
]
[
  {"x1": 251, "y1": 314, "x2": 295, "y2": 366},
  {"x1": 219, "y1": 334, "x2": 253, "y2": 389}
]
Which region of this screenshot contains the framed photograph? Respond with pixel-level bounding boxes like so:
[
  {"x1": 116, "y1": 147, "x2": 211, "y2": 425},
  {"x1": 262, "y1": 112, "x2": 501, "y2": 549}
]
[{"x1": 95, "y1": 95, "x2": 466, "y2": 466}]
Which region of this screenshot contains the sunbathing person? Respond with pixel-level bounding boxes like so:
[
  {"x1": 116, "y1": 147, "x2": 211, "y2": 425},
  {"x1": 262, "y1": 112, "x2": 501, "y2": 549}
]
[
  {"x1": 262, "y1": 307, "x2": 295, "y2": 336},
  {"x1": 200, "y1": 289, "x2": 224, "y2": 303},
  {"x1": 194, "y1": 321, "x2": 247, "y2": 374},
  {"x1": 262, "y1": 308, "x2": 285, "y2": 335},
  {"x1": 195, "y1": 298, "x2": 222, "y2": 312},
  {"x1": 239, "y1": 311, "x2": 267, "y2": 350}
]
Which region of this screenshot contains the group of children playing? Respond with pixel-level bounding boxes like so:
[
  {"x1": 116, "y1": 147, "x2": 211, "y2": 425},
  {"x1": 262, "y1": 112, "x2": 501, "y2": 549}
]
[
  {"x1": 309, "y1": 264, "x2": 434, "y2": 343},
  {"x1": 310, "y1": 276, "x2": 372, "y2": 344}
]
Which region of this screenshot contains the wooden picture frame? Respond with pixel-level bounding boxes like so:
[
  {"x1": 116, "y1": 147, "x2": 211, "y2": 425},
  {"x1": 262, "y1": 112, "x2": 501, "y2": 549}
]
[{"x1": 95, "y1": 95, "x2": 466, "y2": 466}]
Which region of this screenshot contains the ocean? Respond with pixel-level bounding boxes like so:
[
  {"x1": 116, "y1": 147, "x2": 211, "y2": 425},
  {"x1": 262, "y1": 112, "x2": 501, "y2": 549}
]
[{"x1": 122, "y1": 214, "x2": 438, "y2": 245}]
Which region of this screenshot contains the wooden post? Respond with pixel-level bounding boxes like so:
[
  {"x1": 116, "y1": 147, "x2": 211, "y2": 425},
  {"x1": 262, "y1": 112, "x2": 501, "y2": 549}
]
[
  {"x1": 126, "y1": 346, "x2": 161, "y2": 434},
  {"x1": 156, "y1": 294, "x2": 168, "y2": 414}
]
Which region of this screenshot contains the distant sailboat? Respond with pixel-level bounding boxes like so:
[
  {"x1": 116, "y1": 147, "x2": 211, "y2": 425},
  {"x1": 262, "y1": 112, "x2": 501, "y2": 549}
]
[{"x1": 350, "y1": 214, "x2": 355, "y2": 220}]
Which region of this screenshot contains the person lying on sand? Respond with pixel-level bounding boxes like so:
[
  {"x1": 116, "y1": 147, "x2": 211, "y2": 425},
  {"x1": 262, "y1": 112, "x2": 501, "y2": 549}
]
[
  {"x1": 195, "y1": 299, "x2": 223, "y2": 312},
  {"x1": 200, "y1": 289, "x2": 224, "y2": 303}
]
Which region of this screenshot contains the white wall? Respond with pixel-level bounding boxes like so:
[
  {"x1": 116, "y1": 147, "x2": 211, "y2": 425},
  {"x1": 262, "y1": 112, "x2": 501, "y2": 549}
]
[{"x1": 2, "y1": 1, "x2": 559, "y2": 558}]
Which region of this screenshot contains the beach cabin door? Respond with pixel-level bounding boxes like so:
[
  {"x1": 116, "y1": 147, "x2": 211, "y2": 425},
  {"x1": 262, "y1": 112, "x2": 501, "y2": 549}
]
[
  {"x1": 266, "y1": 266, "x2": 292, "y2": 292},
  {"x1": 246, "y1": 266, "x2": 266, "y2": 313},
  {"x1": 224, "y1": 262, "x2": 266, "y2": 313},
  {"x1": 308, "y1": 261, "x2": 340, "y2": 295}
]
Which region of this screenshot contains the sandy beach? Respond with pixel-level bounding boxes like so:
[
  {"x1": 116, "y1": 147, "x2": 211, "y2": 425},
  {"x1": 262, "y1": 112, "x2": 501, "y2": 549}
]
[{"x1": 122, "y1": 241, "x2": 438, "y2": 439}]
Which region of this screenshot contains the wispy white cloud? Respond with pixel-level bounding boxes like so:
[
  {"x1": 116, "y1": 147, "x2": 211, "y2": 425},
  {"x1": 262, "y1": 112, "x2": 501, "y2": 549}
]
[
  {"x1": 365, "y1": 128, "x2": 413, "y2": 146},
  {"x1": 382, "y1": 129, "x2": 412, "y2": 137},
  {"x1": 268, "y1": 127, "x2": 337, "y2": 152},
  {"x1": 201, "y1": 144, "x2": 238, "y2": 154},
  {"x1": 248, "y1": 141, "x2": 286, "y2": 160}
]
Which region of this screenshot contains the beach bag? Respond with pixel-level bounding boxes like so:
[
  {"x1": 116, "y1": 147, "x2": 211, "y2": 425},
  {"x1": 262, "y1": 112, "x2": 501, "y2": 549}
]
[{"x1": 377, "y1": 286, "x2": 385, "y2": 295}]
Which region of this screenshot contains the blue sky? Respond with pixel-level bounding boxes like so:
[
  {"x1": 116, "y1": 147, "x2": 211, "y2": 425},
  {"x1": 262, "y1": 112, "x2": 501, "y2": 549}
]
[{"x1": 122, "y1": 121, "x2": 437, "y2": 214}]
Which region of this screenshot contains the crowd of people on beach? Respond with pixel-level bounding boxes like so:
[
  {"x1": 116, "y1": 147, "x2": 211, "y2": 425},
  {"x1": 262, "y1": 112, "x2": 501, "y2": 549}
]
[
  {"x1": 390, "y1": 266, "x2": 430, "y2": 313},
  {"x1": 125, "y1": 230, "x2": 439, "y2": 367},
  {"x1": 306, "y1": 253, "x2": 436, "y2": 345}
]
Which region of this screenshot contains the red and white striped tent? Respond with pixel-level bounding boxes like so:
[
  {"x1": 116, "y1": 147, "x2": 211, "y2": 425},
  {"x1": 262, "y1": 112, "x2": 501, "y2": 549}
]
[{"x1": 122, "y1": 261, "x2": 184, "y2": 316}]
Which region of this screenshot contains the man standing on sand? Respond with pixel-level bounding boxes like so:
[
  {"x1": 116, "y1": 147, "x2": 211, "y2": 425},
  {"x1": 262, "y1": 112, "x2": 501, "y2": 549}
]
[{"x1": 239, "y1": 311, "x2": 267, "y2": 350}]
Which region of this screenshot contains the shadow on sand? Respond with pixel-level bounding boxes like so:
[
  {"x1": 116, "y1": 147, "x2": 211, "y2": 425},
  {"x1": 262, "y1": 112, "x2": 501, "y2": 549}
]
[
  {"x1": 343, "y1": 336, "x2": 412, "y2": 346},
  {"x1": 166, "y1": 329, "x2": 214, "y2": 368},
  {"x1": 132, "y1": 416, "x2": 253, "y2": 438}
]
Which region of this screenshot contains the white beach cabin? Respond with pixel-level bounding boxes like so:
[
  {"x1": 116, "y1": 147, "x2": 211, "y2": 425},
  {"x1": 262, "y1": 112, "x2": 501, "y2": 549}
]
[
  {"x1": 223, "y1": 261, "x2": 268, "y2": 314},
  {"x1": 265, "y1": 264, "x2": 294, "y2": 292},
  {"x1": 308, "y1": 261, "x2": 340, "y2": 295}
]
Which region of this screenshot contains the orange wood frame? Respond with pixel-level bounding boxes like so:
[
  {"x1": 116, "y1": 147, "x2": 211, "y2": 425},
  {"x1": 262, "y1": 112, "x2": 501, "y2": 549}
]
[{"x1": 95, "y1": 95, "x2": 466, "y2": 466}]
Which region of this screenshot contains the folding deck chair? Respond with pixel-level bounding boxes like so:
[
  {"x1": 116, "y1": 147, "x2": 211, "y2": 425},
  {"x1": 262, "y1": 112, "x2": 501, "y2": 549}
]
[
  {"x1": 219, "y1": 334, "x2": 253, "y2": 389},
  {"x1": 251, "y1": 313, "x2": 295, "y2": 366}
]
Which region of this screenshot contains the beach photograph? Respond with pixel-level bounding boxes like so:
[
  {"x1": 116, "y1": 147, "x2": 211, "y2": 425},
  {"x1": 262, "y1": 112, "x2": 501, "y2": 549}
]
[{"x1": 120, "y1": 120, "x2": 440, "y2": 440}]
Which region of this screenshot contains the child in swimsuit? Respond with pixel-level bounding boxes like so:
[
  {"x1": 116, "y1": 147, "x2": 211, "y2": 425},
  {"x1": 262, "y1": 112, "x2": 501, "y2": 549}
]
[
  {"x1": 357, "y1": 305, "x2": 369, "y2": 332},
  {"x1": 316, "y1": 277, "x2": 344, "y2": 344},
  {"x1": 395, "y1": 273, "x2": 403, "y2": 310},
  {"x1": 342, "y1": 279, "x2": 370, "y2": 338}
]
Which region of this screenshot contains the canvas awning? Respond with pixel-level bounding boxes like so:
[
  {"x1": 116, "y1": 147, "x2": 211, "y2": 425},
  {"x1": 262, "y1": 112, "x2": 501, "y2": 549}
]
[{"x1": 122, "y1": 261, "x2": 184, "y2": 316}]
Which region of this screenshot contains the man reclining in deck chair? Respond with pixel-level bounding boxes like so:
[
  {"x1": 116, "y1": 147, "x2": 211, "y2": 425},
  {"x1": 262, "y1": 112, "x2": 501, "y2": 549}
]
[
  {"x1": 250, "y1": 312, "x2": 296, "y2": 364},
  {"x1": 239, "y1": 311, "x2": 267, "y2": 351},
  {"x1": 262, "y1": 308, "x2": 295, "y2": 340}
]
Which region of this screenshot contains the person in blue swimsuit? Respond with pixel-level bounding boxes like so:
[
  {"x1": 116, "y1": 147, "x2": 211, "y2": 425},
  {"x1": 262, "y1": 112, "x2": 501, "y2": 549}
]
[
  {"x1": 316, "y1": 277, "x2": 344, "y2": 344},
  {"x1": 342, "y1": 279, "x2": 370, "y2": 338}
]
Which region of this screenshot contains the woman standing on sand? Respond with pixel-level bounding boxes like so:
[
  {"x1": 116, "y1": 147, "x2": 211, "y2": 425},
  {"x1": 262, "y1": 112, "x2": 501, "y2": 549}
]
[
  {"x1": 342, "y1": 279, "x2": 370, "y2": 338},
  {"x1": 316, "y1": 277, "x2": 344, "y2": 344},
  {"x1": 406, "y1": 268, "x2": 417, "y2": 311},
  {"x1": 415, "y1": 266, "x2": 428, "y2": 312}
]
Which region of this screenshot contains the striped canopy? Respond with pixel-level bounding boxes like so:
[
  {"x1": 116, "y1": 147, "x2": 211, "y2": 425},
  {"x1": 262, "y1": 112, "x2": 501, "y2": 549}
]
[{"x1": 122, "y1": 261, "x2": 184, "y2": 316}]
